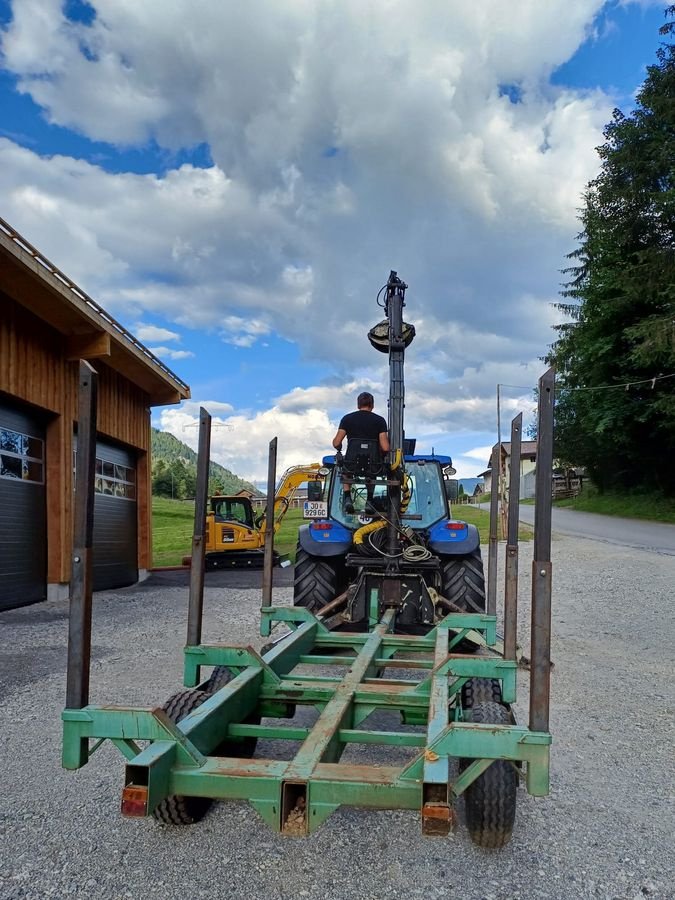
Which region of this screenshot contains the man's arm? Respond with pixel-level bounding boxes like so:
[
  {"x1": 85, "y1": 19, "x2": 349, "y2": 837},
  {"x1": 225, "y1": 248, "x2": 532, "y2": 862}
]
[
  {"x1": 379, "y1": 431, "x2": 390, "y2": 453},
  {"x1": 332, "y1": 428, "x2": 347, "y2": 451}
]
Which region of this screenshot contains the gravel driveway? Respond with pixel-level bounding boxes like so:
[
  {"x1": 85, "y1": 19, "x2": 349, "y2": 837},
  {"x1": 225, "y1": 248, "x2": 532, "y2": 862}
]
[{"x1": 1, "y1": 536, "x2": 673, "y2": 900}]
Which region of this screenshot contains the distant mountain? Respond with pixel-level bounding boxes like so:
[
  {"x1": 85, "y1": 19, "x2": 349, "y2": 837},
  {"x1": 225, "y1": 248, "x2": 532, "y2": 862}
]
[{"x1": 151, "y1": 428, "x2": 260, "y2": 497}]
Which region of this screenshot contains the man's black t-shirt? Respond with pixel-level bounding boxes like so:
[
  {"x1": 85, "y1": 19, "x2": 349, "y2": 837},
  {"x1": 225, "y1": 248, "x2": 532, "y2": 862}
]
[{"x1": 338, "y1": 410, "x2": 388, "y2": 443}]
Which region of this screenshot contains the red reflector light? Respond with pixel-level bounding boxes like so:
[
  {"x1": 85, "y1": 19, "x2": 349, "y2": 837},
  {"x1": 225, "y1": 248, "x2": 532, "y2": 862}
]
[
  {"x1": 445, "y1": 522, "x2": 467, "y2": 530},
  {"x1": 311, "y1": 522, "x2": 332, "y2": 531},
  {"x1": 121, "y1": 785, "x2": 148, "y2": 817}
]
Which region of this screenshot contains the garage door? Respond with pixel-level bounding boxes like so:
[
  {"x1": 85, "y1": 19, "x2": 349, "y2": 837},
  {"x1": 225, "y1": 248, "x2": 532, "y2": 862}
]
[
  {"x1": 93, "y1": 440, "x2": 138, "y2": 591},
  {"x1": 0, "y1": 402, "x2": 47, "y2": 610}
]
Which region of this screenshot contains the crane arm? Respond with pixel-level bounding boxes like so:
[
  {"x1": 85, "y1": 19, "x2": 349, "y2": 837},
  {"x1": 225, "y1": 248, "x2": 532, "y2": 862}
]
[{"x1": 257, "y1": 464, "x2": 323, "y2": 535}]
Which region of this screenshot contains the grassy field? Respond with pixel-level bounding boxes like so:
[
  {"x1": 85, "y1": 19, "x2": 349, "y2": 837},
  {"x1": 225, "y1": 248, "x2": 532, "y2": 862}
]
[
  {"x1": 151, "y1": 497, "x2": 530, "y2": 567},
  {"x1": 152, "y1": 496, "x2": 195, "y2": 566},
  {"x1": 553, "y1": 487, "x2": 675, "y2": 523}
]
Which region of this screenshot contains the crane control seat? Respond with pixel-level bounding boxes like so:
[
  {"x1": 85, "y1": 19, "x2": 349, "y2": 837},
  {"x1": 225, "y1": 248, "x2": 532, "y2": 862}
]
[{"x1": 341, "y1": 439, "x2": 387, "y2": 481}]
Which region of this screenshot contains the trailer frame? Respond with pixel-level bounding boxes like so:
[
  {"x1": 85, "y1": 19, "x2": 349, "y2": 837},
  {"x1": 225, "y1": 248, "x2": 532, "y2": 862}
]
[{"x1": 61, "y1": 364, "x2": 555, "y2": 842}]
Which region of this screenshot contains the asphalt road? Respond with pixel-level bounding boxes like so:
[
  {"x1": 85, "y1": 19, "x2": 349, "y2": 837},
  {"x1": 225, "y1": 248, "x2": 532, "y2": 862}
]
[{"x1": 515, "y1": 505, "x2": 675, "y2": 555}]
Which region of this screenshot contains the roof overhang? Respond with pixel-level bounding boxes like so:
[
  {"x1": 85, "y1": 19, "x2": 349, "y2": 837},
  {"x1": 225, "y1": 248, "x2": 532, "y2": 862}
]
[{"x1": 0, "y1": 219, "x2": 190, "y2": 407}]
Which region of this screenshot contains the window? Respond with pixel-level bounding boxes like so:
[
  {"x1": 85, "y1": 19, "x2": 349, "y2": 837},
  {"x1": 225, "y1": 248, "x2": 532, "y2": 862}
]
[
  {"x1": 0, "y1": 428, "x2": 44, "y2": 483},
  {"x1": 74, "y1": 451, "x2": 136, "y2": 500},
  {"x1": 94, "y1": 458, "x2": 136, "y2": 500}
]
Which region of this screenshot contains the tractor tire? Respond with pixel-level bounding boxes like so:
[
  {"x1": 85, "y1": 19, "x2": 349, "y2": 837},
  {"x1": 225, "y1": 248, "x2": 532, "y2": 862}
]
[
  {"x1": 293, "y1": 545, "x2": 343, "y2": 612},
  {"x1": 462, "y1": 677, "x2": 503, "y2": 708},
  {"x1": 440, "y1": 550, "x2": 486, "y2": 614},
  {"x1": 462, "y1": 701, "x2": 518, "y2": 849},
  {"x1": 153, "y1": 689, "x2": 214, "y2": 826}
]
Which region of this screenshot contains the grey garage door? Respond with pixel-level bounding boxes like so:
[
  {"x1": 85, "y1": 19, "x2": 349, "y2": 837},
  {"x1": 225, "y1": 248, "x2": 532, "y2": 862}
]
[
  {"x1": 92, "y1": 440, "x2": 138, "y2": 591},
  {"x1": 0, "y1": 400, "x2": 47, "y2": 610}
]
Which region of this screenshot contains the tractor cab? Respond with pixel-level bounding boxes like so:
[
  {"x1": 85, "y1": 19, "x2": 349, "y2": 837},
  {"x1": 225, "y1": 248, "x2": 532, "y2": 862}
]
[{"x1": 322, "y1": 453, "x2": 455, "y2": 531}]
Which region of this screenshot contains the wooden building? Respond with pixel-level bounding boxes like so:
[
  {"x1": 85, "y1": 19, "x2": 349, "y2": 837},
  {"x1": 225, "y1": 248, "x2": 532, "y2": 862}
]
[{"x1": 0, "y1": 217, "x2": 190, "y2": 611}]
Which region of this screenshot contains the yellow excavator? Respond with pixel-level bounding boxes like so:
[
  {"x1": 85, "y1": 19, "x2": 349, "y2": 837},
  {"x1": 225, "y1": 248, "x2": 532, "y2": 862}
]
[{"x1": 200, "y1": 464, "x2": 326, "y2": 568}]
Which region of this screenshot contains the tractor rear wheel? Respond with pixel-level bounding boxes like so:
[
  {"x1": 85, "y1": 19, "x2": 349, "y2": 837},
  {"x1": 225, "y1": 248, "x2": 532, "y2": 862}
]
[
  {"x1": 440, "y1": 550, "x2": 486, "y2": 614},
  {"x1": 461, "y1": 701, "x2": 517, "y2": 849},
  {"x1": 293, "y1": 545, "x2": 343, "y2": 612},
  {"x1": 153, "y1": 689, "x2": 214, "y2": 826}
]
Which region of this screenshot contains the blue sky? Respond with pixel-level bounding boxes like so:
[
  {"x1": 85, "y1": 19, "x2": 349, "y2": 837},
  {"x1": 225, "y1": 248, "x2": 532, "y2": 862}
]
[{"x1": 0, "y1": 1, "x2": 669, "y2": 481}]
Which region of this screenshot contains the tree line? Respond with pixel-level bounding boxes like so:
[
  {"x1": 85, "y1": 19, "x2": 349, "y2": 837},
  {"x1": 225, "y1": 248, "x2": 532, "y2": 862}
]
[
  {"x1": 151, "y1": 428, "x2": 258, "y2": 499},
  {"x1": 550, "y1": 7, "x2": 675, "y2": 496}
]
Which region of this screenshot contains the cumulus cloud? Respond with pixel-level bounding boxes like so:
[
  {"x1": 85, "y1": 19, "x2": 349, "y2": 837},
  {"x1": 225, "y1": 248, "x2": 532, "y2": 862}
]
[
  {"x1": 135, "y1": 323, "x2": 181, "y2": 343},
  {"x1": 0, "y1": 0, "x2": 627, "y2": 465},
  {"x1": 147, "y1": 346, "x2": 195, "y2": 360}
]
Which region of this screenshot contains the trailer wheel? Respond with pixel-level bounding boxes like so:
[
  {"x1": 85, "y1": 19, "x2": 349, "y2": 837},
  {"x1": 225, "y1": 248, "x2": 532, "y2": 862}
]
[
  {"x1": 204, "y1": 667, "x2": 260, "y2": 758},
  {"x1": 205, "y1": 665, "x2": 232, "y2": 693},
  {"x1": 153, "y1": 689, "x2": 214, "y2": 826},
  {"x1": 293, "y1": 545, "x2": 343, "y2": 612},
  {"x1": 461, "y1": 701, "x2": 517, "y2": 849},
  {"x1": 462, "y1": 677, "x2": 502, "y2": 707},
  {"x1": 440, "y1": 550, "x2": 486, "y2": 614}
]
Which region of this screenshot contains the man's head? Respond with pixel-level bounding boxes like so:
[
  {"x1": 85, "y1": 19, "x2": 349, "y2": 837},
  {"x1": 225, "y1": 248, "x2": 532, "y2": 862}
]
[{"x1": 357, "y1": 391, "x2": 375, "y2": 410}]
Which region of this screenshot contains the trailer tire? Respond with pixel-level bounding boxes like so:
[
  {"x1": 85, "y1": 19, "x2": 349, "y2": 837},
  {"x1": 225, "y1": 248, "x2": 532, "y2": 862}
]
[
  {"x1": 462, "y1": 678, "x2": 502, "y2": 707},
  {"x1": 205, "y1": 667, "x2": 261, "y2": 758},
  {"x1": 205, "y1": 665, "x2": 232, "y2": 693},
  {"x1": 440, "y1": 550, "x2": 486, "y2": 614},
  {"x1": 293, "y1": 545, "x2": 342, "y2": 612},
  {"x1": 461, "y1": 701, "x2": 517, "y2": 849},
  {"x1": 153, "y1": 689, "x2": 214, "y2": 826}
]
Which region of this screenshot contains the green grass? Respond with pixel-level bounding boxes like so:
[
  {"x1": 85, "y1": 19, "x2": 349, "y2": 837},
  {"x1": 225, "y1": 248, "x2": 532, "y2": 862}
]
[
  {"x1": 451, "y1": 504, "x2": 533, "y2": 542},
  {"x1": 151, "y1": 497, "x2": 533, "y2": 568},
  {"x1": 152, "y1": 496, "x2": 195, "y2": 566},
  {"x1": 151, "y1": 498, "x2": 306, "y2": 567},
  {"x1": 554, "y1": 487, "x2": 675, "y2": 523}
]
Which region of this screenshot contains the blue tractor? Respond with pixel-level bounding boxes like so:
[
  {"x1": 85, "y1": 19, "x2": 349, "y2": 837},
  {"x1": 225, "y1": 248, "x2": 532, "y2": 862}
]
[{"x1": 293, "y1": 272, "x2": 486, "y2": 632}]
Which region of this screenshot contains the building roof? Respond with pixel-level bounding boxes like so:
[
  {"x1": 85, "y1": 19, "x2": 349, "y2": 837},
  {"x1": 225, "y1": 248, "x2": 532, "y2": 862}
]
[
  {"x1": 0, "y1": 217, "x2": 190, "y2": 406},
  {"x1": 498, "y1": 441, "x2": 537, "y2": 457}
]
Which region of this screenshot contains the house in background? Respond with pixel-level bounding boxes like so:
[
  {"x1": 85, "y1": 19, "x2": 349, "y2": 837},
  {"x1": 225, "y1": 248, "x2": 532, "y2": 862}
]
[
  {"x1": 0, "y1": 217, "x2": 190, "y2": 611},
  {"x1": 477, "y1": 440, "x2": 538, "y2": 500}
]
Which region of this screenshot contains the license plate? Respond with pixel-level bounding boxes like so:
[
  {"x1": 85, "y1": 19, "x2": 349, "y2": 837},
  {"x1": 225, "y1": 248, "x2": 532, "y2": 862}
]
[{"x1": 304, "y1": 501, "x2": 328, "y2": 519}]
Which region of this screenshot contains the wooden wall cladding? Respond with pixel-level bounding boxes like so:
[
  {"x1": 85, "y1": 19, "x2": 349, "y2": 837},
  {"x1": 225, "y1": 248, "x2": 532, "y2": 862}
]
[
  {"x1": 1, "y1": 293, "x2": 150, "y2": 451},
  {"x1": 1, "y1": 292, "x2": 70, "y2": 415}
]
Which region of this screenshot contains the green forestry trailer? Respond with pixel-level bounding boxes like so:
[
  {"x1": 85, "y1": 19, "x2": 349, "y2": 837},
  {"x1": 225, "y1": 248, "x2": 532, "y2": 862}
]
[{"x1": 62, "y1": 274, "x2": 555, "y2": 848}]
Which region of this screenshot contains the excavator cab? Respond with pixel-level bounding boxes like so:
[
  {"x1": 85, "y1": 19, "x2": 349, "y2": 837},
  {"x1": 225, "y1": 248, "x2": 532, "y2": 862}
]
[{"x1": 211, "y1": 497, "x2": 255, "y2": 529}]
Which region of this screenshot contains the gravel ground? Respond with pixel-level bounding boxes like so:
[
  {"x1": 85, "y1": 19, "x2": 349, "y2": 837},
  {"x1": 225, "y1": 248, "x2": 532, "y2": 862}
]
[{"x1": 1, "y1": 536, "x2": 673, "y2": 900}]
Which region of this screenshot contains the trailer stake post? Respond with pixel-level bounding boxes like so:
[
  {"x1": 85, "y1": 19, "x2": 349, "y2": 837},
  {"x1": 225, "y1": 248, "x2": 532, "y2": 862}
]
[
  {"x1": 261, "y1": 437, "x2": 278, "y2": 626},
  {"x1": 529, "y1": 368, "x2": 554, "y2": 733},
  {"x1": 65, "y1": 362, "x2": 98, "y2": 722},
  {"x1": 504, "y1": 413, "x2": 522, "y2": 661},
  {"x1": 187, "y1": 408, "x2": 212, "y2": 654},
  {"x1": 487, "y1": 443, "x2": 500, "y2": 616}
]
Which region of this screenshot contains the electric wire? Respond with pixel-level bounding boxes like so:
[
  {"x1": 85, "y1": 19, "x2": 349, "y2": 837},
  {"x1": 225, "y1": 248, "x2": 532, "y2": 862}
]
[{"x1": 498, "y1": 372, "x2": 675, "y2": 393}]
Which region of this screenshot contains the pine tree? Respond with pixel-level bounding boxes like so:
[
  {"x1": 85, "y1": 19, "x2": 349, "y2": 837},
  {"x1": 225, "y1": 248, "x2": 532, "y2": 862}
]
[{"x1": 551, "y1": 9, "x2": 675, "y2": 495}]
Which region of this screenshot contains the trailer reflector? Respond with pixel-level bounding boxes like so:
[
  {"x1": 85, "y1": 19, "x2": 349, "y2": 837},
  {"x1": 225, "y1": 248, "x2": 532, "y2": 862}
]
[{"x1": 121, "y1": 785, "x2": 149, "y2": 817}]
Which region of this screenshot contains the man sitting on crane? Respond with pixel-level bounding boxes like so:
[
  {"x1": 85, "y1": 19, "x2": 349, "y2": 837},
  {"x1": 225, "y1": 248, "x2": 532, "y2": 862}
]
[{"x1": 332, "y1": 391, "x2": 390, "y2": 513}]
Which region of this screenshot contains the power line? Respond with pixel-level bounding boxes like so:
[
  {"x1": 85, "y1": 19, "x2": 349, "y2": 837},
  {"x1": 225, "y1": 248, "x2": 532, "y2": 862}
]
[{"x1": 497, "y1": 372, "x2": 675, "y2": 393}]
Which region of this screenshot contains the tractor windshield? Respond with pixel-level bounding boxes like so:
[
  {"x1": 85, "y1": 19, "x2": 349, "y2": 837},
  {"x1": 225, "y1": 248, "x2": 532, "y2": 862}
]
[{"x1": 329, "y1": 459, "x2": 447, "y2": 529}]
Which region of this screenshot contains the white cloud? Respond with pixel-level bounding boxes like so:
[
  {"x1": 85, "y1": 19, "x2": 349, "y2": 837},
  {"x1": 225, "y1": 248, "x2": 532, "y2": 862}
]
[
  {"x1": 147, "y1": 346, "x2": 195, "y2": 360},
  {"x1": 0, "y1": 0, "x2": 626, "y2": 467},
  {"x1": 135, "y1": 323, "x2": 181, "y2": 343}
]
